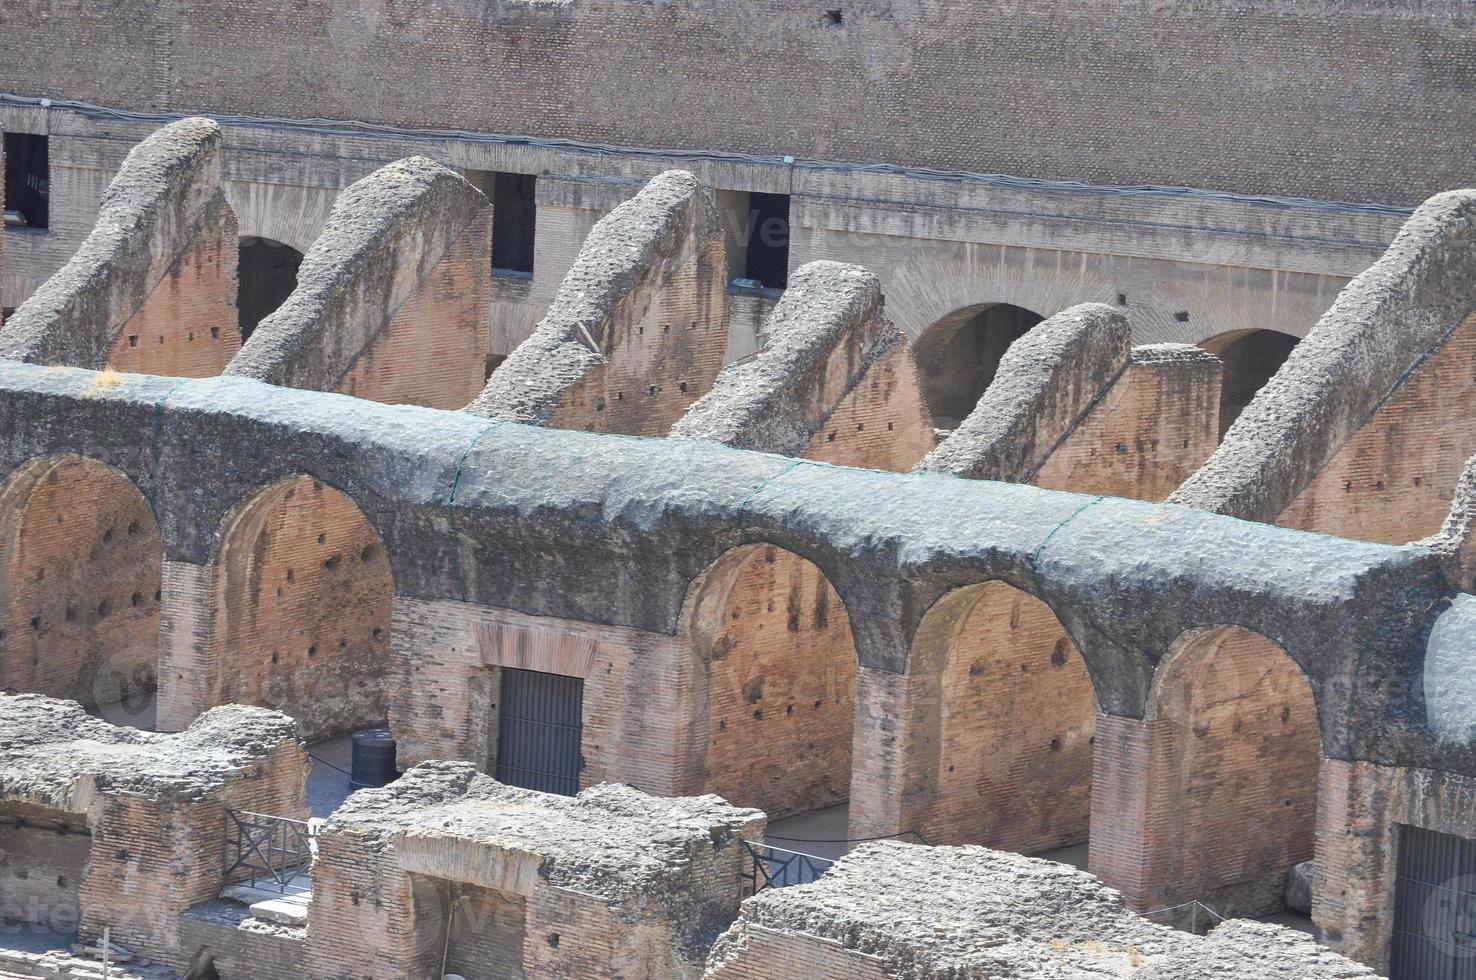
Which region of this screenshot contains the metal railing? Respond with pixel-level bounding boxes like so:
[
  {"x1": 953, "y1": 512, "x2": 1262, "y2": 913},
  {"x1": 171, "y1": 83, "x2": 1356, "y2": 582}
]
[
  {"x1": 741, "y1": 840, "x2": 834, "y2": 895},
  {"x1": 222, "y1": 809, "x2": 318, "y2": 893},
  {"x1": 1142, "y1": 899, "x2": 1226, "y2": 935}
]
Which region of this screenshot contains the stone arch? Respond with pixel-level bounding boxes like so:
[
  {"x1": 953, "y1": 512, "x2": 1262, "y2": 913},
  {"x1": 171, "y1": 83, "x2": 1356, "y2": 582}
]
[
  {"x1": 682, "y1": 542, "x2": 858, "y2": 820},
  {"x1": 208, "y1": 474, "x2": 393, "y2": 740},
  {"x1": 1199, "y1": 328, "x2": 1299, "y2": 439},
  {"x1": 913, "y1": 302, "x2": 1045, "y2": 430},
  {"x1": 237, "y1": 237, "x2": 304, "y2": 341},
  {"x1": 1133, "y1": 625, "x2": 1322, "y2": 919},
  {"x1": 0, "y1": 455, "x2": 163, "y2": 708},
  {"x1": 904, "y1": 580, "x2": 1096, "y2": 854}
]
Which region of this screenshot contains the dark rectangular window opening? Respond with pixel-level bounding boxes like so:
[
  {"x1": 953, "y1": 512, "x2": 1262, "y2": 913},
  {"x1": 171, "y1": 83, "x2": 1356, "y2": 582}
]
[
  {"x1": 4, "y1": 133, "x2": 49, "y2": 231},
  {"x1": 491, "y1": 171, "x2": 536, "y2": 276},
  {"x1": 744, "y1": 192, "x2": 790, "y2": 290}
]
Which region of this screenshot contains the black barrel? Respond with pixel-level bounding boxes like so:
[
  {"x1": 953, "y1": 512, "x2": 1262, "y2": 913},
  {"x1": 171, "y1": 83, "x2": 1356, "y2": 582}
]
[{"x1": 349, "y1": 728, "x2": 398, "y2": 791}]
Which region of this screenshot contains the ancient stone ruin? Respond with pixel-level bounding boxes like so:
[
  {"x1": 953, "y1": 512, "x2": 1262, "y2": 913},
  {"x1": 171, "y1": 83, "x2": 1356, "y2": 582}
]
[{"x1": 2, "y1": 6, "x2": 1476, "y2": 977}]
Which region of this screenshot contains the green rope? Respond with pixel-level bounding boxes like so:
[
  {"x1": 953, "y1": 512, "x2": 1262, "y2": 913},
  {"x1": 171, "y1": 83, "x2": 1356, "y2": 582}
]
[
  {"x1": 146, "y1": 379, "x2": 191, "y2": 512},
  {"x1": 1029, "y1": 495, "x2": 1104, "y2": 580},
  {"x1": 736, "y1": 459, "x2": 807, "y2": 529},
  {"x1": 446, "y1": 419, "x2": 508, "y2": 601}
]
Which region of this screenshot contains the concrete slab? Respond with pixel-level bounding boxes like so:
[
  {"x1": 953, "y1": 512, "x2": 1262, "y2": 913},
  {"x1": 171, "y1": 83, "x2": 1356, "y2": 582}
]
[{"x1": 249, "y1": 898, "x2": 309, "y2": 927}]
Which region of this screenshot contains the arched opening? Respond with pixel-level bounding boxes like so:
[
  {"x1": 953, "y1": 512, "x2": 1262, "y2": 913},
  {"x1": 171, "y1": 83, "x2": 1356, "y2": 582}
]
[
  {"x1": 211, "y1": 476, "x2": 393, "y2": 740},
  {"x1": 0, "y1": 456, "x2": 162, "y2": 715},
  {"x1": 1135, "y1": 626, "x2": 1321, "y2": 922},
  {"x1": 913, "y1": 303, "x2": 1044, "y2": 430},
  {"x1": 237, "y1": 237, "x2": 303, "y2": 341},
  {"x1": 1200, "y1": 329, "x2": 1300, "y2": 439},
  {"x1": 907, "y1": 581, "x2": 1095, "y2": 857},
  {"x1": 685, "y1": 544, "x2": 857, "y2": 822}
]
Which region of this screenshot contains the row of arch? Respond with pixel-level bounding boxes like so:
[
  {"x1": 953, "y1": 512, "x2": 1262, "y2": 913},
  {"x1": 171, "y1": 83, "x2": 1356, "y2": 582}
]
[
  {"x1": 685, "y1": 558, "x2": 1320, "y2": 921},
  {"x1": 0, "y1": 455, "x2": 390, "y2": 740},
  {"x1": 913, "y1": 301, "x2": 1300, "y2": 440},
  {"x1": 0, "y1": 452, "x2": 1323, "y2": 923}
]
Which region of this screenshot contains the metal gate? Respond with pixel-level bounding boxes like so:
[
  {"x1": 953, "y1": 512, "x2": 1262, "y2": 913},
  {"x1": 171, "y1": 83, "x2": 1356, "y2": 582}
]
[
  {"x1": 1392, "y1": 825, "x2": 1476, "y2": 979},
  {"x1": 495, "y1": 667, "x2": 584, "y2": 796}
]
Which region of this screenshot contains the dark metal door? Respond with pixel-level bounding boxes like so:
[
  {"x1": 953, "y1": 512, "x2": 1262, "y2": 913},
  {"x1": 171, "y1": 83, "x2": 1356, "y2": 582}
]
[
  {"x1": 1392, "y1": 825, "x2": 1476, "y2": 979},
  {"x1": 495, "y1": 668, "x2": 584, "y2": 796}
]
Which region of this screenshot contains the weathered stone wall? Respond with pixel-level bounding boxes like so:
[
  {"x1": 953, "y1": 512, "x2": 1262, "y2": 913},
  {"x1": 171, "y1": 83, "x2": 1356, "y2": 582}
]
[
  {"x1": 0, "y1": 454, "x2": 162, "y2": 706},
  {"x1": 1172, "y1": 191, "x2": 1476, "y2": 544},
  {"x1": 226, "y1": 157, "x2": 491, "y2": 409},
  {"x1": 674, "y1": 261, "x2": 933, "y2": 471},
  {"x1": 469, "y1": 170, "x2": 729, "y2": 435},
  {"x1": 0, "y1": 118, "x2": 239, "y2": 375},
  {"x1": 5, "y1": 2, "x2": 1475, "y2": 206},
  {"x1": 1032, "y1": 344, "x2": 1221, "y2": 500},
  {"x1": 0, "y1": 363, "x2": 1453, "y2": 772},
  {"x1": 917, "y1": 303, "x2": 1220, "y2": 499},
  {"x1": 0, "y1": 104, "x2": 1401, "y2": 366}
]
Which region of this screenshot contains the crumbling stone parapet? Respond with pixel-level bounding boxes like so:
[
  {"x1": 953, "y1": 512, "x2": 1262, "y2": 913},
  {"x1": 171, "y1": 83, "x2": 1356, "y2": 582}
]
[{"x1": 704, "y1": 842, "x2": 1379, "y2": 978}]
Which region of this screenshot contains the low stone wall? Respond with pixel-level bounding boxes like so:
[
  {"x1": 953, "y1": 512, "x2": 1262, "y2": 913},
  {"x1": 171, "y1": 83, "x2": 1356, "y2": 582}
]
[
  {"x1": 1172, "y1": 190, "x2": 1476, "y2": 543},
  {"x1": 0, "y1": 118, "x2": 239, "y2": 376},
  {"x1": 226, "y1": 156, "x2": 490, "y2": 409},
  {"x1": 305, "y1": 761, "x2": 763, "y2": 980},
  {"x1": 469, "y1": 170, "x2": 729, "y2": 435},
  {"x1": 0, "y1": 693, "x2": 308, "y2": 971},
  {"x1": 704, "y1": 842, "x2": 1379, "y2": 978}
]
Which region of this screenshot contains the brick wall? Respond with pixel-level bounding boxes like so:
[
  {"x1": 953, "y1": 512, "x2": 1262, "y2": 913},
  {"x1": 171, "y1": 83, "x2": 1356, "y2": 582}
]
[
  {"x1": 0, "y1": 118, "x2": 240, "y2": 375},
  {"x1": 544, "y1": 233, "x2": 728, "y2": 435},
  {"x1": 798, "y1": 341, "x2": 935, "y2": 470},
  {"x1": 388, "y1": 597, "x2": 697, "y2": 797},
  {"x1": 155, "y1": 477, "x2": 394, "y2": 738},
  {"x1": 307, "y1": 827, "x2": 425, "y2": 978},
  {"x1": 471, "y1": 171, "x2": 729, "y2": 435},
  {"x1": 0, "y1": 803, "x2": 89, "y2": 934},
  {"x1": 102, "y1": 202, "x2": 241, "y2": 376},
  {"x1": 1090, "y1": 627, "x2": 1321, "y2": 921},
  {"x1": 335, "y1": 216, "x2": 490, "y2": 408},
  {"x1": 227, "y1": 157, "x2": 492, "y2": 409},
  {"x1": 687, "y1": 544, "x2": 857, "y2": 819},
  {"x1": 0, "y1": 455, "x2": 162, "y2": 706},
  {"x1": 1314, "y1": 760, "x2": 1476, "y2": 973},
  {"x1": 1033, "y1": 349, "x2": 1222, "y2": 500},
  {"x1": 705, "y1": 924, "x2": 891, "y2": 980},
  {"x1": 905, "y1": 581, "x2": 1095, "y2": 852},
  {"x1": 675, "y1": 262, "x2": 935, "y2": 470},
  {"x1": 1277, "y1": 312, "x2": 1476, "y2": 543},
  {"x1": 79, "y1": 733, "x2": 308, "y2": 970}
]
